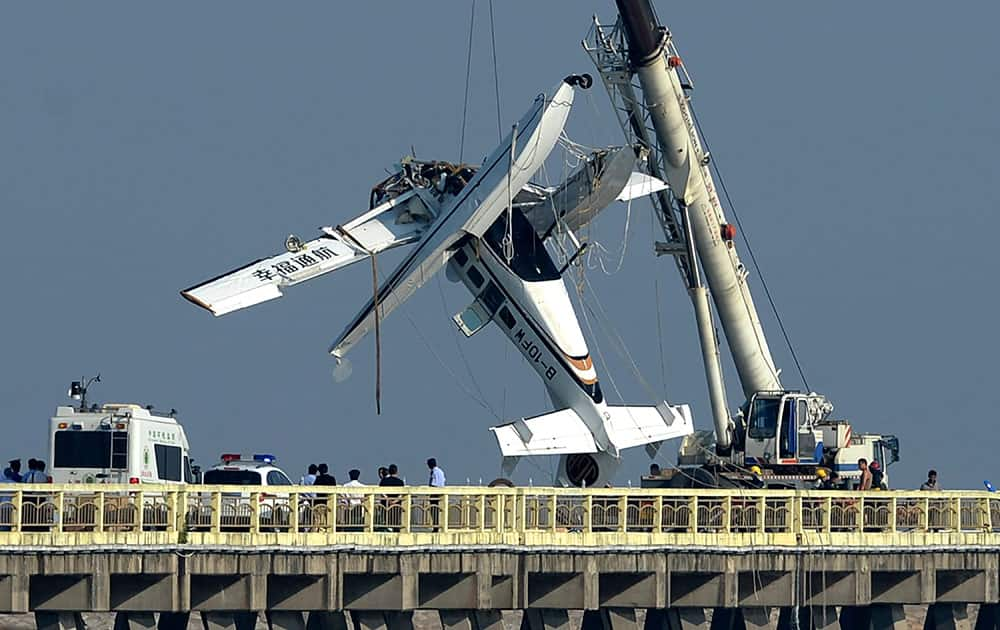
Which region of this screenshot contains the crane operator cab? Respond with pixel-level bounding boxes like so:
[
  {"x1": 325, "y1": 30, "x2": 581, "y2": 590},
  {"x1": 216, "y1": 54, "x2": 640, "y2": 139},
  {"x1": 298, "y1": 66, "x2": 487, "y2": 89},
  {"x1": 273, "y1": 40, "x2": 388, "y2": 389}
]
[{"x1": 742, "y1": 391, "x2": 830, "y2": 471}]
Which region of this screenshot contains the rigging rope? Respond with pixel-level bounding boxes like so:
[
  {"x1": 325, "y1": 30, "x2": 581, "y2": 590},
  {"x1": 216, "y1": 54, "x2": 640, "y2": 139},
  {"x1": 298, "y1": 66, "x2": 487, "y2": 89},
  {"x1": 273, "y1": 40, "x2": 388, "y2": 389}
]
[
  {"x1": 488, "y1": 0, "x2": 502, "y2": 142},
  {"x1": 458, "y1": 0, "x2": 476, "y2": 163},
  {"x1": 689, "y1": 107, "x2": 812, "y2": 392}
]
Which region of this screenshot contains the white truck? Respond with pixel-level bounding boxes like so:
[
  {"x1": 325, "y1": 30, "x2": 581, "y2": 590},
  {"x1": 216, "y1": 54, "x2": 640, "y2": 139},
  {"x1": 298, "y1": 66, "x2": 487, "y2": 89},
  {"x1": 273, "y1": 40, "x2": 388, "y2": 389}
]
[{"x1": 48, "y1": 387, "x2": 193, "y2": 485}]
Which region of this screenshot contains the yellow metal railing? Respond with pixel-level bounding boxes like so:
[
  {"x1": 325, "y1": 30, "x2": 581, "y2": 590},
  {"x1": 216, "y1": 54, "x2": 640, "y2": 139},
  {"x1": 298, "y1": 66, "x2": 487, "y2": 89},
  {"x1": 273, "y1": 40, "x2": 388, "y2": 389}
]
[{"x1": 0, "y1": 485, "x2": 997, "y2": 547}]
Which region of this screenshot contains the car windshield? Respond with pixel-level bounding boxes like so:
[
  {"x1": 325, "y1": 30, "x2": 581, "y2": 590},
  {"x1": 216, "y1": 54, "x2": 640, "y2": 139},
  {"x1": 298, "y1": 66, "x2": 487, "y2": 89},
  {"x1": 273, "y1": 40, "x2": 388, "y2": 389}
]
[{"x1": 203, "y1": 469, "x2": 262, "y2": 485}]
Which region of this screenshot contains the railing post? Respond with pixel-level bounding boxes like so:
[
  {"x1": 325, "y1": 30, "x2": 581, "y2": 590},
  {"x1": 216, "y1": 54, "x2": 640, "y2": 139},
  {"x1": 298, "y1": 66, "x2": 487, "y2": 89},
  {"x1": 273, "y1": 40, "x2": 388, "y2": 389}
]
[
  {"x1": 249, "y1": 492, "x2": 261, "y2": 535},
  {"x1": 290, "y1": 491, "x2": 300, "y2": 533},
  {"x1": 954, "y1": 496, "x2": 962, "y2": 531},
  {"x1": 402, "y1": 492, "x2": 411, "y2": 534},
  {"x1": 654, "y1": 494, "x2": 663, "y2": 534},
  {"x1": 888, "y1": 496, "x2": 897, "y2": 533},
  {"x1": 210, "y1": 489, "x2": 222, "y2": 534},
  {"x1": 584, "y1": 493, "x2": 594, "y2": 533},
  {"x1": 327, "y1": 491, "x2": 337, "y2": 534},
  {"x1": 619, "y1": 493, "x2": 628, "y2": 533},
  {"x1": 366, "y1": 491, "x2": 376, "y2": 533},
  {"x1": 54, "y1": 489, "x2": 64, "y2": 534},
  {"x1": 757, "y1": 495, "x2": 766, "y2": 534},
  {"x1": 722, "y1": 495, "x2": 731, "y2": 534},
  {"x1": 857, "y1": 495, "x2": 864, "y2": 533},
  {"x1": 921, "y1": 496, "x2": 929, "y2": 532},
  {"x1": 167, "y1": 489, "x2": 178, "y2": 533},
  {"x1": 789, "y1": 494, "x2": 800, "y2": 534},
  {"x1": 135, "y1": 490, "x2": 145, "y2": 532},
  {"x1": 983, "y1": 497, "x2": 993, "y2": 531},
  {"x1": 95, "y1": 490, "x2": 104, "y2": 534},
  {"x1": 823, "y1": 496, "x2": 832, "y2": 534},
  {"x1": 688, "y1": 495, "x2": 698, "y2": 534},
  {"x1": 478, "y1": 492, "x2": 486, "y2": 532},
  {"x1": 549, "y1": 493, "x2": 558, "y2": 532}
]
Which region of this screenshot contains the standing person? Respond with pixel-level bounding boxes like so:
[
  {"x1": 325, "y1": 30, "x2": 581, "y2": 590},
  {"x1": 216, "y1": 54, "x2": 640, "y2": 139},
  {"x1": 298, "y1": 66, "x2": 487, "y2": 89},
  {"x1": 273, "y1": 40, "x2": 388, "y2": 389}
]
[
  {"x1": 22, "y1": 459, "x2": 45, "y2": 484},
  {"x1": 427, "y1": 458, "x2": 446, "y2": 487},
  {"x1": 921, "y1": 470, "x2": 940, "y2": 491},
  {"x1": 2, "y1": 460, "x2": 21, "y2": 483},
  {"x1": 303, "y1": 464, "x2": 319, "y2": 486},
  {"x1": 341, "y1": 469, "x2": 364, "y2": 531},
  {"x1": 377, "y1": 467, "x2": 388, "y2": 484},
  {"x1": 343, "y1": 469, "x2": 364, "y2": 501},
  {"x1": 857, "y1": 458, "x2": 872, "y2": 491},
  {"x1": 869, "y1": 461, "x2": 885, "y2": 490},
  {"x1": 378, "y1": 464, "x2": 404, "y2": 531},
  {"x1": 380, "y1": 465, "x2": 404, "y2": 488},
  {"x1": 315, "y1": 464, "x2": 337, "y2": 486},
  {"x1": 427, "y1": 458, "x2": 445, "y2": 532}
]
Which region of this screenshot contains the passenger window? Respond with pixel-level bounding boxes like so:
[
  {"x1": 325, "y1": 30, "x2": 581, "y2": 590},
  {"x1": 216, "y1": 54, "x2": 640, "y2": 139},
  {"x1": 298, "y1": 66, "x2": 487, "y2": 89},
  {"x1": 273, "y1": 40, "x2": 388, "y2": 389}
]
[
  {"x1": 267, "y1": 471, "x2": 293, "y2": 486},
  {"x1": 498, "y1": 306, "x2": 516, "y2": 329},
  {"x1": 466, "y1": 266, "x2": 484, "y2": 288},
  {"x1": 453, "y1": 248, "x2": 469, "y2": 267}
]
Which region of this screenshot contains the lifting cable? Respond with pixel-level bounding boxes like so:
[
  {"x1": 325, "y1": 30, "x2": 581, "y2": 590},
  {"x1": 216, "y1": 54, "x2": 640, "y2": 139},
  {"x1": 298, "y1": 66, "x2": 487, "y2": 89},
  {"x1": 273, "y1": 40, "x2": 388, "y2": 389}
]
[
  {"x1": 488, "y1": 0, "x2": 502, "y2": 142},
  {"x1": 689, "y1": 108, "x2": 812, "y2": 393},
  {"x1": 458, "y1": 0, "x2": 476, "y2": 164}
]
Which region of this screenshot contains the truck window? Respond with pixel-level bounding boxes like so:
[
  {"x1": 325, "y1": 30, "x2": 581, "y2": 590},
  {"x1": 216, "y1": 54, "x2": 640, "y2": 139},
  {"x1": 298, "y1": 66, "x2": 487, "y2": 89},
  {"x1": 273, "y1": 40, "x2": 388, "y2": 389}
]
[
  {"x1": 747, "y1": 398, "x2": 780, "y2": 439},
  {"x1": 154, "y1": 444, "x2": 183, "y2": 482},
  {"x1": 54, "y1": 431, "x2": 111, "y2": 469},
  {"x1": 203, "y1": 469, "x2": 262, "y2": 485},
  {"x1": 778, "y1": 399, "x2": 795, "y2": 459}
]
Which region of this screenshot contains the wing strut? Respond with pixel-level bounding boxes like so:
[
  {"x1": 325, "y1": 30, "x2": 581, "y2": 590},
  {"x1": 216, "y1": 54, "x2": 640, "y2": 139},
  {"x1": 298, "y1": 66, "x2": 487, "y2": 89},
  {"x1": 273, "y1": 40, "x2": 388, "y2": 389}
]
[{"x1": 336, "y1": 225, "x2": 383, "y2": 414}]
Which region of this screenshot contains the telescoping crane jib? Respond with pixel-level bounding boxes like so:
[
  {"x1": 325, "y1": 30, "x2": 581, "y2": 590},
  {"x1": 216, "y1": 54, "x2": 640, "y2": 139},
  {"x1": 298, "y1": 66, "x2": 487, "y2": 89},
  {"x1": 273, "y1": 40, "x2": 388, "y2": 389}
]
[{"x1": 596, "y1": 0, "x2": 899, "y2": 484}]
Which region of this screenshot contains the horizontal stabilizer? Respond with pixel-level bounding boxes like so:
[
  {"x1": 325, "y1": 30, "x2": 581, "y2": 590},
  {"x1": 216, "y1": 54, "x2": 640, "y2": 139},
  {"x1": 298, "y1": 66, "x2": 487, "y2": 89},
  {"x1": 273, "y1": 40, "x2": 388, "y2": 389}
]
[
  {"x1": 603, "y1": 402, "x2": 694, "y2": 449},
  {"x1": 490, "y1": 402, "x2": 693, "y2": 458},
  {"x1": 491, "y1": 409, "x2": 598, "y2": 457}
]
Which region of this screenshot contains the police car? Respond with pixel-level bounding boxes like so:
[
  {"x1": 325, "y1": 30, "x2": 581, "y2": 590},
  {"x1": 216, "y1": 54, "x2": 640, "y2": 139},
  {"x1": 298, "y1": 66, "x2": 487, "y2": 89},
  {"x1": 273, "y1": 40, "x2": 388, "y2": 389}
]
[
  {"x1": 202, "y1": 453, "x2": 293, "y2": 487},
  {"x1": 200, "y1": 454, "x2": 295, "y2": 529}
]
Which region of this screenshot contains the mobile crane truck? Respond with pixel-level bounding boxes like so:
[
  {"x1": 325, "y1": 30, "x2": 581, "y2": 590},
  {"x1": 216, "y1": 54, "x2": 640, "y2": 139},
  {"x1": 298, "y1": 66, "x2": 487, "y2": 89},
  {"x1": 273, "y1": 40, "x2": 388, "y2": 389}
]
[{"x1": 586, "y1": 0, "x2": 898, "y2": 488}]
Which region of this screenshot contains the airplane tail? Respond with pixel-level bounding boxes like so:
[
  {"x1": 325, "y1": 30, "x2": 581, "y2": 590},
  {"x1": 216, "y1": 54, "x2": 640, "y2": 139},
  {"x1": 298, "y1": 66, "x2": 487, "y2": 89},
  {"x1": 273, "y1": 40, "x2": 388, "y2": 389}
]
[{"x1": 490, "y1": 402, "x2": 694, "y2": 458}]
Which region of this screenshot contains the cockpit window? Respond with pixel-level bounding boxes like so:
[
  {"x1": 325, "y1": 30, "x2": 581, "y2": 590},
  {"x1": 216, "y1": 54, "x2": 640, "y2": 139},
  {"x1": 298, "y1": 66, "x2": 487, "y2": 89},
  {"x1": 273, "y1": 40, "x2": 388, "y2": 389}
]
[{"x1": 484, "y1": 208, "x2": 560, "y2": 281}]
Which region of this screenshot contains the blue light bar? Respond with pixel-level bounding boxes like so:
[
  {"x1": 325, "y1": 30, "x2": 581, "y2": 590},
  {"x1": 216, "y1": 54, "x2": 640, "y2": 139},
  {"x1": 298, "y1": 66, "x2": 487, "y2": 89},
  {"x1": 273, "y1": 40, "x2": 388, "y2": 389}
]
[{"x1": 253, "y1": 454, "x2": 276, "y2": 463}]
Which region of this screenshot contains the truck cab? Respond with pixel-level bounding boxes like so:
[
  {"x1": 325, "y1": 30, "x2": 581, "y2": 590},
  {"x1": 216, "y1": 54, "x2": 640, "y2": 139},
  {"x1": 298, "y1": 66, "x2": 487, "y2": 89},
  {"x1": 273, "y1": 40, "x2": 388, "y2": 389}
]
[
  {"x1": 48, "y1": 404, "x2": 193, "y2": 484},
  {"x1": 743, "y1": 391, "x2": 827, "y2": 469}
]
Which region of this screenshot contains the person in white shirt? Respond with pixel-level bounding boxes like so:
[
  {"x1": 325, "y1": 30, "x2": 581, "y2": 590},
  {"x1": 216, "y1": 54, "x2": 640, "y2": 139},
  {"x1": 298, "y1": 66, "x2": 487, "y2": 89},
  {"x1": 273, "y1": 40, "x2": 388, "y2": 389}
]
[
  {"x1": 427, "y1": 458, "x2": 446, "y2": 487},
  {"x1": 301, "y1": 464, "x2": 318, "y2": 486},
  {"x1": 343, "y1": 469, "x2": 364, "y2": 506}
]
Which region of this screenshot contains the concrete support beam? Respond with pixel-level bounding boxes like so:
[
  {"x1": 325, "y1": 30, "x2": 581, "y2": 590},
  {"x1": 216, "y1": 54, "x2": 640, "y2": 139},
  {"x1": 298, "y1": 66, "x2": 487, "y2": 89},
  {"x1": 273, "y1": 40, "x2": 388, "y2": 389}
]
[
  {"x1": 351, "y1": 612, "x2": 388, "y2": 630},
  {"x1": 267, "y1": 611, "x2": 306, "y2": 630},
  {"x1": 113, "y1": 612, "x2": 156, "y2": 630},
  {"x1": 644, "y1": 609, "x2": 708, "y2": 630},
  {"x1": 522, "y1": 609, "x2": 573, "y2": 630},
  {"x1": 34, "y1": 612, "x2": 86, "y2": 630},
  {"x1": 307, "y1": 612, "x2": 350, "y2": 630},
  {"x1": 976, "y1": 604, "x2": 1000, "y2": 630},
  {"x1": 581, "y1": 608, "x2": 639, "y2": 630},
  {"x1": 739, "y1": 608, "x2": 771, "y2": 630},
  {"x1": 199, "y1": 611, "x2": 258, "y2": 630},
  {"x1": 925, "y1": 603, "x2": 971, "y2": 630},
  {"x1": 439, "y1": 610, "x2": 504, "y2": 630},
  {"x1": 157, "y1": 612, "x2": 190, "y2": 630},
  {"x1": 869, "y1": 604, "x2": 906, "y2": 629}
]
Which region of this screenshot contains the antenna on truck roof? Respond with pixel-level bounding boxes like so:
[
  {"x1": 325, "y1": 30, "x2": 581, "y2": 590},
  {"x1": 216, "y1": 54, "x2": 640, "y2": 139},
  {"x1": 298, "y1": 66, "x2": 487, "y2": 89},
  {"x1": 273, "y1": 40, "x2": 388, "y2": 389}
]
[{"x1": 67, "y1": 374, "x2": 101, "y2": 412}]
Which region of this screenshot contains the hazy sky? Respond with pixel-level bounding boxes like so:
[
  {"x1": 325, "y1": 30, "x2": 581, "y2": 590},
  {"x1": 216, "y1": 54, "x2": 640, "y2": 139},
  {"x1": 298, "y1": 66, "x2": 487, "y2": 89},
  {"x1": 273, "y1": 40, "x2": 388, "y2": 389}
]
[{"x1": 2, "y1": 2, "x2": 997, "y2": 490}]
